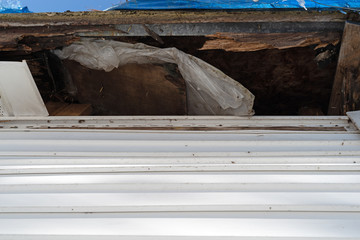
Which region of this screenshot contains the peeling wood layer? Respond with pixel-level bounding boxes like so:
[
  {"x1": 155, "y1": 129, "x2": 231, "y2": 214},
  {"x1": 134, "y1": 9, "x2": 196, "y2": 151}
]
[
  {"x1": 0, "y1": 25, "x2": 117, "y2": 51},
  {"x1": 201, "y1": 32, "x2": 341, "y2": 52}
]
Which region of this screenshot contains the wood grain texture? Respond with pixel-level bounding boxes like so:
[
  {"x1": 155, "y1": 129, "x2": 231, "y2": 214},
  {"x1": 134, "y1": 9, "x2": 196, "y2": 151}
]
[
  {"x1": 64, "y1": 61, "x2": 187, "y2": 115},
  {"x1": 328, "y1": 21, "x2": 360, "y2": 115},
  {"x1": 46, "y1": 102, "x2": 92, "y2": 116},
  {"x1": 201, "y1": 32, "x2": 341, "y2": 52}
]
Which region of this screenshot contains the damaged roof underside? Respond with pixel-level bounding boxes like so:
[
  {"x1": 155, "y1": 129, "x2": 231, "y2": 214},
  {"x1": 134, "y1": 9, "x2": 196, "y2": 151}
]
[
  {"x1": 0, "y1": 10, "x2": 358, "y2": 52},
  {"x1": 0, "y1": 10, "x2": 358, "y2": 116}
]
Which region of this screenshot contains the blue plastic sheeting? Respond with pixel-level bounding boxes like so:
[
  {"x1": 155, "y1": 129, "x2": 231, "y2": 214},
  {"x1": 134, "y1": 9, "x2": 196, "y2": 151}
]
[
  {"x1": 0, "y1": 0, "x2": 30, "y2": 13},
  {"x1": 0, "y1": 6, "x2": 29, "y2": 13},
  {"x1": 106, "y1": 0, "x2": 360, "y2": 10}
]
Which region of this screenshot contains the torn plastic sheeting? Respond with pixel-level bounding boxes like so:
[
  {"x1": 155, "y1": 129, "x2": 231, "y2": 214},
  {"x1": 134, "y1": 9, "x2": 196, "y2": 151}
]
[{"x1": 54, "y1": 40, "x2": 254, "y2": 116}]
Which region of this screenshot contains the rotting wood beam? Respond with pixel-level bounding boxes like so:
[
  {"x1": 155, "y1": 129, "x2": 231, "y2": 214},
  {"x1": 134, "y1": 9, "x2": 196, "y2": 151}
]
[
  {"x1": 0, "y1": 24, "x2": 120, "y2": 51},
  {"x1": 200, "y1": 32, "x2": 341, "y2": 52},
  {"x1": 0, "y1": 10, "x2": 348, "y2": 52},
  {"x1": 328, "y1": 21, "x2": 360, "y2": 115},
  {"x1": 0, "y1": 23, "x2": 344, "y2": 53},
  {"x1": 77, "y1": 22, "x2": 345, "y2": 37}
]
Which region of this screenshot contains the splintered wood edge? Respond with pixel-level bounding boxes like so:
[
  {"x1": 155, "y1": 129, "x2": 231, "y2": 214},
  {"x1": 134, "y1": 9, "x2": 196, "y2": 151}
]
[{"x1": 329, "y1": 21, "x2": 360, "y2": 115}]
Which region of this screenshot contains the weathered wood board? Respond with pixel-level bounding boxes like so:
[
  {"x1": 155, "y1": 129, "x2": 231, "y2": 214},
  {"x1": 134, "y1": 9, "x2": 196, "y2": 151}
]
[
  {"x1": 0, "y1": 10, "x2": 347, "y2": 52},
  {"x1": 201, "y1": 32, "x2": 341, "y2": 52},
  {"x1": 46, "y1": 102, "x2": 92, "y2": 116},
  {"x1": 63, "y1": 61, "x2": 187, "y2": 115},
  {"x1": 328, "y1": 21, "x2": 360, "y2": 115}
]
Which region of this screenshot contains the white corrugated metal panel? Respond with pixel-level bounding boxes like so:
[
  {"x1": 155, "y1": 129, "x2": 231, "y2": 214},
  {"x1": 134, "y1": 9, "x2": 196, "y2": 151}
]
[{"x1": 0, "y1": 115, "x2": 360, "y2": 239}]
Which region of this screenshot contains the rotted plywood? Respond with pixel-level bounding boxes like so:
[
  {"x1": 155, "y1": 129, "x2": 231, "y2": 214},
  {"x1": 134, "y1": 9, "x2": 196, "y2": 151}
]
[
  {"x1": 328, "y1": 21, "x2": 360, "y2": 115},
  {"x1": 63, "y1": 60, "x2": 187, "y2": 115},
  {"x1": 201, "y1": 32, "x2": 341, "y2": 52}
]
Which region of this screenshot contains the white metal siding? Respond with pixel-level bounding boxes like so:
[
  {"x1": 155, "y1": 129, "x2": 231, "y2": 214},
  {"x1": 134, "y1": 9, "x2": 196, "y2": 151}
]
[{"x1": 0, "y1": 116, "x2": 360, "y2": 239}]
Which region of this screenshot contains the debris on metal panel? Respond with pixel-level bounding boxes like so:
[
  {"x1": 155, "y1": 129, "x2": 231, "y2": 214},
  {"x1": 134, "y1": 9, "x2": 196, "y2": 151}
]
[{"x1": 0, "y1": 116, "x2": 356, "y2": 132}]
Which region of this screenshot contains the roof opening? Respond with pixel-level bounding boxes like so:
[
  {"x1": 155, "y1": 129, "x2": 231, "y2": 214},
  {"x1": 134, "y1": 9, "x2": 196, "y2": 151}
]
[{"x1": 0, "y1": 10, "x2": 359, "y2": 117}]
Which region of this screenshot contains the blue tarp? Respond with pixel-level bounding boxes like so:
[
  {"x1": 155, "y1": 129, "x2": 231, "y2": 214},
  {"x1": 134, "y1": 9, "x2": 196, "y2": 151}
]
[
  {"x1": 0, "y1": 0, "x2": 30, "y2": 13},
  {"x1": 106, "y1": 0, "x2": 360, "y2": 11},
  {"x1": 1, "y1": 0, "x2": 360, "y2": 13},
  {"x1": 0, "y1": 6, "x2": 29, "y2": 13}
]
